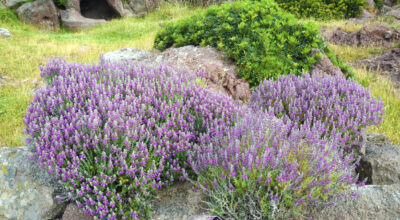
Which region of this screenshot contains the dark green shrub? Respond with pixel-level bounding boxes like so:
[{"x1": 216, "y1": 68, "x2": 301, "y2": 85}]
[
  {"x1": 154, "y1": 0, "x2": 352, "y2": 87},
  {"x1": 275, "y1": 0, "x2": 365, "y2": 19},
  {"x1": 374, "y1": 0, "x2": 383, "y2": 10}
]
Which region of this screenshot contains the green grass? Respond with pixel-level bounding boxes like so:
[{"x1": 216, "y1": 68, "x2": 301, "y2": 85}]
[
  {"x1": 328, "y1": 44, "x2": 386, "y2": 63},
  {"x1": 354, "y1": 68, "x2": 400, "y2": 145},
  {"x1": 0, "y1": 4, "x2": 200, "y2": 147}
]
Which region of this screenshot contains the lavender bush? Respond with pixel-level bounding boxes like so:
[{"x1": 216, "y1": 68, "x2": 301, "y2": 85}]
[
  {"x1": 250, "y1": 73, "x2": 384, "y2": 149},
  {"x1": 24, "y1": 58, "x2": 240, "y2": 219},
  {"x1": 189, "y1": 110, "x2": 358, "y2": 219}
]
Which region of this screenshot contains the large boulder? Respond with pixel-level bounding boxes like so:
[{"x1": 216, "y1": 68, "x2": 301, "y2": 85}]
[
  {"x1": 101, "y1": 46, "x2": 251, "y2": 101},
  {"x1": 0, "y1": 146, "x2": 68, "y2": 220},
  {"x1": 154, "y1": 46, "x2": 251, "y2": 101},
  {"x1": 356, "y1": 133, "x2": 400, "y2": 185},
  {"x1": 60, "y1": 8, "x2": 106, "y2": 31},
  {"x1": 323, "y1": 24, "x2": 400, "y2": 48},
  {"x1": 0, "y1": 28, "x2": 11, "y2": 38},
  {"x1": 16, "y1": 0, "x2": 58, "y2": 30},
  {"x1": 304, "y1": 184, "x2": 400, "y2": 220}
]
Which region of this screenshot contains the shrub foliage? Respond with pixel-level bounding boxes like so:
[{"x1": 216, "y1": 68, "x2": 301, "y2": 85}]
[
  {"x1": 24, "y1": 58, "x2": 239, "y2": 219},
  {"x1": 275, "y1": 0, "x2": 365, "y2": 19},
  {"x1": 250, "y1": 74, "x2": 384, "y2": 149},
  {"x1": 189, "y1": 110, "x2": 358, "y2": 219},
  {"x1": 154, "y1": 0, "x2": 347, "y2": 87}
]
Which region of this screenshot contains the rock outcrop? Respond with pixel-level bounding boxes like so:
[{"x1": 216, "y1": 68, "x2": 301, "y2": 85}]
[
  {"x1": 0, "y1": 146, "x2": 68, "y2": 220},
  {"x1": 356, "y1": 48, "x2": 400, "y2": 86},
  {"x1": 356, "y1": 133, "x2": 400, "y2": 185},
  {"x1": 60, "y1": 8, "x2": 106, "y2": 30},
  {"x1": 0, "y1": 28, "x2": 11, "y2": 38},
  {"x1": 304, "y1": 184, "x2": 400, "y2": 220},
  {"x1": 16, "y1": 0, "x2": 58, "y2": 30},
  {"x1": 322, "y1": 24, "x2": 400, "y2": 48}
]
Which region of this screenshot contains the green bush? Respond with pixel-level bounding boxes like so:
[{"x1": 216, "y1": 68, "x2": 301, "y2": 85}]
[
  {"x1": 275, "y1": 0, "x2": 365, "y2": 20},
  {"x1": 154, "y1": 0, "x2": 352, "y2": 87}
]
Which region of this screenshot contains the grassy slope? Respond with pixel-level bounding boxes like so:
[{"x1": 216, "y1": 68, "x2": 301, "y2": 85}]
[{"x1": 0, "y1": 5, "x2": 399, "y2": 147}]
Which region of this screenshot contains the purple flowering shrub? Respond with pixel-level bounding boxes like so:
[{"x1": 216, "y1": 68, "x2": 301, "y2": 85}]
[
  {"x1": 250, "y1": 74, "x2": 384, "y2": 149},
  {"x1": 24, "y1": 58, "x2": 239, "y2": 219},
  {"x1": 189, "y1": 110, "x2": 358, "y2": 219}
]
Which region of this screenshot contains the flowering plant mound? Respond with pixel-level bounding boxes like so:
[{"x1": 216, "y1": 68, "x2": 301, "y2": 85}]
[
  {"x1": 24, "y1": 58, "x2": 239, "y2": 219},
  {"x1": 189, "y1": 110, "x2": 358, "y2": 219},
  {"x1": 250, "y1": 74, "x2": 384, "y2": 149}
]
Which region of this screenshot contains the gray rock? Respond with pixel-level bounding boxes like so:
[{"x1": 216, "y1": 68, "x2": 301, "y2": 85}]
[
  {"x1": 100, "y1": 48, "x2": 155, "y2": 63},
  {"x1": 383, "y1": 0, "x2": 397, "y2": 7},
  {"x1": 16, "y1": 0, "x2": 58, "y2": 30},
  {"x1": 2, "y1": 0, "x2": 25, "y2": 9},
  {"x1": 349, "y1": 9, "x2": 374, "y2": 24},
  {"x1": 60, "y1": 8, "x2": 106, "y2": 30},
  {"x1": 61, "y1": 203, "x2": 93, "y2": 220},
  {"x1": 386, "y1": 8, "x2": 400, "y2": 19},
  {"x1": 106, "y1": 0, "x2": 125, "y2": 17},
  {"x1": 356, "y1": 133, "x2": 400, "y2": 185},
  {"x1": 0, "y1": 28, "x2": 11, "y2": 38},
  {"x1": 304, "y1": 184, "x2": 400, "y2": 220},
  {"x1": 0, "y1": 146, "x2": 68, "y2": 220},
  {"x1": 64, "y1": 0, "x2": 80, "y2": 11},
  {"x1": 125, "y1": 0, "x2": 154, "y2": 17},
  {"x1": 150, "y1": 181, "x2": 208, "y2": 220},
  {"x1": 366, "y1": 0, "x2": 375, "y2": 7}
]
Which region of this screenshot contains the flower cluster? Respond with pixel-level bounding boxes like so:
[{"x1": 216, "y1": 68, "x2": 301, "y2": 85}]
[
  {"x1": 189, "y1": 110, "x2": 358, "y2": 219},
  {"x1": 24, "y1": 58, "x2": 239, "y2": 219},
  {"x1": 250, "y1": 73, "x2": 384, "y2": 149}
]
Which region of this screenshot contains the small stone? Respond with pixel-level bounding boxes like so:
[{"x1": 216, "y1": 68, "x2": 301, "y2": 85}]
[
  {"x1": 0, "y1": 28, "x2": 11, "y2": 38},
  {"x1": 62, "y1": 203, "x2": 93, "y2": 220}
]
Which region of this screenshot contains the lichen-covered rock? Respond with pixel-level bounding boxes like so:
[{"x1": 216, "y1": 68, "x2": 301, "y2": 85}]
[
  {"x1": 304, "y1": 184, "x2": 400, "y2": 220},
  {"x1": 16, "y1": 0, "x2": 58, "y2": 30},
  {"x1": 356, "y1": 133, "x2": 400, "y2": 185},
  {"x1": 0, "y1": 146, "x2": 68, "y2": 220},
  {"x1": 0, "y1": 28, "x2": 11, "y2": 38}
]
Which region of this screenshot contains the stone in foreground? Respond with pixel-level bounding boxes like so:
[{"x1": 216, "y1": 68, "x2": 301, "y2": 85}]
[
  {"x1": 305, "y1": 184, "x2": 400, "y2": 220},
  {"x1": 0, "y1": 146, "x2": 68, "y2": 220}
]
